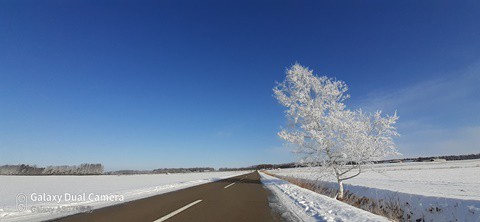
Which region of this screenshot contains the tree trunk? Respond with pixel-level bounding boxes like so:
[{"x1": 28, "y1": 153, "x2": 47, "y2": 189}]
[{"x1": 337, "y1": 180, "x2": 344, "y2": 200}]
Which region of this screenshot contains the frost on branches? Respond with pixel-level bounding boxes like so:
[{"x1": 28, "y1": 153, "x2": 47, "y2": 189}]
[{"x1": 274, "y1": 63, "x2": 399, "y2": 200}]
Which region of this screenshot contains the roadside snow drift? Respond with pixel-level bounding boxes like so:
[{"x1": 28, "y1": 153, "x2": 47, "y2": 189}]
[
  {"x1": 260, "y1": 172, "x2": 389, "y2": 222},
  {"x1": 268, "y1": 159, "x2": 480, "y2": 222},
  {"x1": 0, "y1": 171, "x2": 248, "y2": 222}
]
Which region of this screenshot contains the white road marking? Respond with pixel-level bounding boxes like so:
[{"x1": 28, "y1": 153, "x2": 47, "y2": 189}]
[
  {"x1": 224, "y1": 182, "x2": 235, "y2": 189},
  {"x1": 153, "y1": 200, "x2": 202, "y2": 222}
]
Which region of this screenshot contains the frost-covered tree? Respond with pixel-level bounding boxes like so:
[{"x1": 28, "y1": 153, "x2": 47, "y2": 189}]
[{"x1": 274, "y1": 63, "x2": 399, "y2": 200}]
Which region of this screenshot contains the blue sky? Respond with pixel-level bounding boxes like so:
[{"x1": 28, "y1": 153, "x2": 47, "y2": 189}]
[{"x1": 1, "y1": 1, "x2": 479, "y2": 170}]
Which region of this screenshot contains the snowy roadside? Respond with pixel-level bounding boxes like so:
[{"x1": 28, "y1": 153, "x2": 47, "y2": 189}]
[
  {"x1": 268, "y1": 160, "x2": 480, "y2": 221},
  {"x1": 259, "y1": 172, "x2": 390, "y2": 222},
  {"x1": 270, "y1": 159, "x2": 480, "y2": 200},
  {"x1": 0, "y1": 171, "x2": 249, "y2": 222}
]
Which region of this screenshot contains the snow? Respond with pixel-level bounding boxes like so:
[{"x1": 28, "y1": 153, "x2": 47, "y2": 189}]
[
  {"x1": 260, "y1": 172, "x2": 389, "y2": 222},
  {"x1": 0, "y1": 171, "x2": 248, "y2": 222},
  {"x1": 269, "y1": 159, "x2": 480, "y2": 200},
  {"x1": 267, "y1": 159, "x2": 480, "y2": 221}
]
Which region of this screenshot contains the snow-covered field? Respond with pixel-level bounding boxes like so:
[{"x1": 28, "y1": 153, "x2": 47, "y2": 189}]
[
  {"x1": 260, "y1": 172, "x2": 389, "y2": 222},
  {"x1": 0, "y1": 171, "x2": 248, "y2": 222},
  {"x1": 267, "y1": 159, "x2": 480, "y2": 221}
]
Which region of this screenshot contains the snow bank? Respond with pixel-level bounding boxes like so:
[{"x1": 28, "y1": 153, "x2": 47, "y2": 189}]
[
  {"x1": 0, "y1": 171, "x2": 248, "y2": 222},
  {"x1": 259, "y1": 172, "x2": 389, "y2": 222},
  {"x1": 268, "y1": 159, "x2": 480, "y2": 221}
]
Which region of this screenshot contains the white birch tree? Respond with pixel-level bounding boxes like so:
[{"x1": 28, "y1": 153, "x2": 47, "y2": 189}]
[{"x1": 274, "y1": 63, "x2": 399, "y2": 200}]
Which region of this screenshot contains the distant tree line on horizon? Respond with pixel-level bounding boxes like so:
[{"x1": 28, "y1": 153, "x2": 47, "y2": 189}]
[
  {"x1": 220, "y1": 153, "x2": 480, "y2": 171},
  {"x1": 105, "y1": 167, "x2": 214, "y2": 175},
  {"x1": 375, "y1": 153, "x2": 480, "y2": 163},
  {"x1": 153, "y1": 167, "x2": 214, "y2": 174},
  {"x1": 218, "y1": 163, "x2": 299, "y2": 171},
  {"x1": 2, "y1": 153, "x2": 477, "y2": 175},
  {"x1": 0, "y1": 163, "x2": 104, "y2": 175}
]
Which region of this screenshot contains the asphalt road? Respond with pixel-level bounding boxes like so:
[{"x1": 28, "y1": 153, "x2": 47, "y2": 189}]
[{"x1": 53, "y1": 171, "x2": 281, "y2": 222}]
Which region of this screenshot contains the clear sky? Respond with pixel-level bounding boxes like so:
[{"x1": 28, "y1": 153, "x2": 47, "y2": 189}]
[{"x1": 1, "y1": 1, "x2": 479, "y2": 170}]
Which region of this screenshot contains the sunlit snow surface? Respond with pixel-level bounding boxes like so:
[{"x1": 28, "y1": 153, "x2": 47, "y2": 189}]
[
  {"x1": 260, "y1": 172, "x2": 389, "y2": 222},
  {"x1": 269, "y1": 159, "x2": 480, "y2": 200},
  {"x1": 267, "y1": 159, "x2": 480, "y2": 221},
  {"x1": 0, "y1": 171, "x2": 248, "y2": 222}
]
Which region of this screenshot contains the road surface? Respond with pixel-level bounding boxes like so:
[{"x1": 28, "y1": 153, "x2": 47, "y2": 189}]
[{"x1": 53, "y1": 171, "x2": 281, "y2": 222}]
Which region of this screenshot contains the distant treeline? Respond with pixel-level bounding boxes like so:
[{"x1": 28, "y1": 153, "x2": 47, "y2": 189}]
[
  {"x1": 220, "y1": 153, "x2": 480, "y2": 171},
  {"x1": 3, "y1": 153, "x2": 477, "y2": 176},
  {"x1": 219, "y1": 163, "x2": 299, "y2": 171},
  {"x1": 153, "y1": 167, "x2": 214, "y2": 174},
  {"x1": 0, "y1": 163, "x2": 104, "y2": 175},
  {"x1": 106, "y1": 167, "x2": 214, "y2": 175},
  {"x1": 374, "y1": 153, "x2": 480, "y2": 164}
]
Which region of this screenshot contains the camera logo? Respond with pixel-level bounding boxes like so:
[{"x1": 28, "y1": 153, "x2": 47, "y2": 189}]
[{"x1": 16, "y1": 193, "x2": 28, "y2": 212}]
